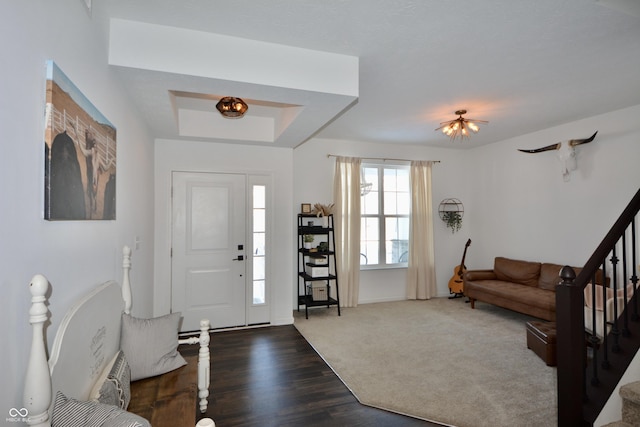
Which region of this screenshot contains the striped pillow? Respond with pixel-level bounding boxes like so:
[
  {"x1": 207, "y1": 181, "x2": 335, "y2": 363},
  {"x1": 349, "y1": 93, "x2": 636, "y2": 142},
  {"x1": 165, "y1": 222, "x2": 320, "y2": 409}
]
[
  {"x1": 90, "y1": 350, "x2": 131, "y2": 409},
  {"x1": 51, "y1": 392, "x2": 150, "y2": 427}
]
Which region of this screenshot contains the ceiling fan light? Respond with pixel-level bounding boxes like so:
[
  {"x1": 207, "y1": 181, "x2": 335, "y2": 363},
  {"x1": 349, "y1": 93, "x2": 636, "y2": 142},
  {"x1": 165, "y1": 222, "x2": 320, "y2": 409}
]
[{"x1": 435, "y1": 109, "x2": 487, "y2": 141}]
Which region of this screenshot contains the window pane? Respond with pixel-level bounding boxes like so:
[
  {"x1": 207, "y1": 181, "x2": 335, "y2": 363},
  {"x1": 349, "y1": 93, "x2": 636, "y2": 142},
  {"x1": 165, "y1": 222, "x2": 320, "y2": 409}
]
[
  {"x1": 362, "y1": 190, "x2": 379, "y2": 214},
  {"x1": 386, "y1": 217, "x2": 409, "y2": 264},
  {"x1": 360, "y1": 191, "x2": 378, "y2": 215},
  {"x1": 253, "y1": 185, "x2": 265, "y2": 208},
  {"x1": 361, "y1": 217, "x2": 379, "y2": 241},
  {"x1": 397, "y1": 192, "x2": 410, "y2": 215},
  {"x1": 253, "y1": 280, "x2": 265, "y2": 305},
  {"x1": 397, "y1": 169, "x2": 409, "y2": 192},
  {"x1": 361, "y1": 240, "x2": 379, "y2": 265},
  {"x1": 253, "y1": 232, "x2": 265, "y2": 256},
  {"x1": 399, "y1": 216, "x2": 409, "y2": 240},
  {"x1": 253, "y1": 256, "x2": 265, "y2": 280},
  {"x1": 383, "y1": 168, "x2": 397, "y2": 191},
  {"x1": 360, "y1": 217, "x2": 379, "y2": 265},
  {"x1": 253, "y1": 209, "x2": 265, "y2": 232},
  {"x1": 363, "y1": 167, "x2": 379, "y2": 191},
  {"x1": 384, "y1": 191, "x2": 397, "y2": 215}
]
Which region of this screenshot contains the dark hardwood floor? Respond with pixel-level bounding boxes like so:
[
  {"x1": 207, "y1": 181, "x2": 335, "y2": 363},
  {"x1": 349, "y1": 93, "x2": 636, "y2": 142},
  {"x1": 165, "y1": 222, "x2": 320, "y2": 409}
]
[{"x1": 181, "y1": 325, "x2": 443, "y2": 427}]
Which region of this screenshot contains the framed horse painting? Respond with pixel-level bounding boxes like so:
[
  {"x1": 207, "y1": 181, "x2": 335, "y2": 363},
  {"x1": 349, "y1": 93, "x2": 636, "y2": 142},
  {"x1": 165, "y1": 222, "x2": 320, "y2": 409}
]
[{"x1": 44, "y1": 60, "x2": 116, "y2": 220}]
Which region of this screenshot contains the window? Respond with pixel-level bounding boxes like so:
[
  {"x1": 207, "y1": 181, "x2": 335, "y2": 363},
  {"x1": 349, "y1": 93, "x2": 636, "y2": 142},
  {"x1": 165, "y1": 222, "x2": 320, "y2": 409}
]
[
  {"x1": 252, "y1": 185, "x2": 266, "y2": 304},
  {"x1": 248, "y1": 175, "x2": 271, "y2": 325},
  {"x1": 360, "y1": 164, "x2": 410, "y2": 268}
]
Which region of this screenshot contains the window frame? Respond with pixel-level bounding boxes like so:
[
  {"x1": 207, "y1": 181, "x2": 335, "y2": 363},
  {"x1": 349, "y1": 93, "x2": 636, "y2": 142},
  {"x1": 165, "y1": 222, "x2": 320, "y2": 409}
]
[
  {"x1": 360, "y1": 163, "x2": 410, "y2": 270},
  {"x1": 246, "y1": 174, "x2": 272, "y2": 326}
]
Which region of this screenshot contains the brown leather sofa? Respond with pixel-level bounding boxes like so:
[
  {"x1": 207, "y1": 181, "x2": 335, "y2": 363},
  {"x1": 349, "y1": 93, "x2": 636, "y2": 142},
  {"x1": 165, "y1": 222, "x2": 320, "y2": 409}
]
[{"x1": 463, "y1": 257, "x2": 572, "y2": 321}]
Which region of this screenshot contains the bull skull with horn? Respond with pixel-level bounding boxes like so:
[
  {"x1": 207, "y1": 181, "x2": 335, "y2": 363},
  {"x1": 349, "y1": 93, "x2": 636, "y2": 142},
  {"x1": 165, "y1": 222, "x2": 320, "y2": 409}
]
[{"x1": 518, "y1": 131, "x2": 598, "y2": 181}]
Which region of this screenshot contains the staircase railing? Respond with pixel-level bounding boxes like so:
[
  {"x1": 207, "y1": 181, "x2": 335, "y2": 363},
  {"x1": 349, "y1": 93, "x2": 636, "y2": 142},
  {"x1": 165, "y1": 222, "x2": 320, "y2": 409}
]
[{"x1": 557, "y1": 187, "x2": 640, "y2": 426}]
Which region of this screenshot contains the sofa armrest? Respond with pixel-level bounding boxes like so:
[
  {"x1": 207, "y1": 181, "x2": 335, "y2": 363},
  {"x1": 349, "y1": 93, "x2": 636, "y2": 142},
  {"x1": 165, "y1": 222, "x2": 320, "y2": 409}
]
[{"x1": 464, "y1": 270, "x2": 497, "y2": 281}]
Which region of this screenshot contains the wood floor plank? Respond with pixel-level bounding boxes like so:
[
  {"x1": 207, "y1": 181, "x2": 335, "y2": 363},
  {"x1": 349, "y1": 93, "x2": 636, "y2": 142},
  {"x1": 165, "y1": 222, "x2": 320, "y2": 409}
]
[
  {"x1": 181, "y1": 325, "x2": 443, "y2": 426},
  {"x1": 129, "y1": 355, "x2": 197, "y2": 426}
]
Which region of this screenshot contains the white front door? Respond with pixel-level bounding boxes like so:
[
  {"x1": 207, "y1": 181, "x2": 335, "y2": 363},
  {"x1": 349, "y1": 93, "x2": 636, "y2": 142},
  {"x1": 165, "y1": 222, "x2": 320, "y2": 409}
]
[{"x1": 171, "y1": 172, "x2": 246, "y2": 331}]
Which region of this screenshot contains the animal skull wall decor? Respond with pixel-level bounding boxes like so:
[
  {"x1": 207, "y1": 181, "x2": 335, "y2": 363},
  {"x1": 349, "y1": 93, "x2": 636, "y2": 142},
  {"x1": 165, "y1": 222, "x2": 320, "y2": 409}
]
[{"x1": 518, "y1": 131, "x2": 598, "y2": 181}]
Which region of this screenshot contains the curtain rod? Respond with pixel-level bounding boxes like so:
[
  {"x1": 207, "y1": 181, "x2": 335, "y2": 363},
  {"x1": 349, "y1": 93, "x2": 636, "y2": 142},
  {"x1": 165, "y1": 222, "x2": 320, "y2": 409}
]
[{"x1": 326, "y1": 154, "x2": 440, "y2": 163}]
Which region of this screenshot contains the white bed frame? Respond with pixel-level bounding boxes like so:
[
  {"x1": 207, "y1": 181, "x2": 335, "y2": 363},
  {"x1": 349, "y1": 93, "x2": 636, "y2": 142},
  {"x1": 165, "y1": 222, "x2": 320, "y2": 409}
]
[{"x1": 23, "y1": 246, "x2": 212, "y2": 427}]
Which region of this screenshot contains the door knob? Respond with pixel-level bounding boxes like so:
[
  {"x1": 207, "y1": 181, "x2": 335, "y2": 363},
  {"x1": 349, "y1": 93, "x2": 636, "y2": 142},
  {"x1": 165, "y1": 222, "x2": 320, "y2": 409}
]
[{"x1": 233, "y1": 255, "x2": 244, "y2": 261}]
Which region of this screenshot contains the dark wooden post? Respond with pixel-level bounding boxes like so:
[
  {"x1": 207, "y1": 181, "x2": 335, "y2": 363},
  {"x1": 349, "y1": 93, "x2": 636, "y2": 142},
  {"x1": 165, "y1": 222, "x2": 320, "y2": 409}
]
[{"x1": 556, "y1": 265, "x2": 586, "y2": 426}]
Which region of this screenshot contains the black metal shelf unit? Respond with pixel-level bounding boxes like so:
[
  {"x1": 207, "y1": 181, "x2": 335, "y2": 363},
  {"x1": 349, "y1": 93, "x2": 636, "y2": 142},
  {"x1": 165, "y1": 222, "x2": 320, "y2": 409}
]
[{"x1": 297, "y1": 214, "x2": 340, "y2": 318}]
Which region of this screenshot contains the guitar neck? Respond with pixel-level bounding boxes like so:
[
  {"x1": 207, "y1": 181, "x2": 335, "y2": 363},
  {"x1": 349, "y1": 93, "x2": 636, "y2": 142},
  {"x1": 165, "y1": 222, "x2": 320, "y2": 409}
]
[{"x1": 458, "y1": 239, "x2": 471, "y2": 274}]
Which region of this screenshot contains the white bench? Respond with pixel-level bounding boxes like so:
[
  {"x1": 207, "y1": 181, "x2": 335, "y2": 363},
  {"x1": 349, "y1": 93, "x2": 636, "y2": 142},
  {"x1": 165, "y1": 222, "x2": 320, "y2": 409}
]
[{"x1": 23, "y1": 246, "x2": 214, "y2": 427}]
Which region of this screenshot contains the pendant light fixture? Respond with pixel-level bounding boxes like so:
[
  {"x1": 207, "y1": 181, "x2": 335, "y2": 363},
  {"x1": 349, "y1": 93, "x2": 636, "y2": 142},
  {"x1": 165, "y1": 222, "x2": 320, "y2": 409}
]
[{"x1": 216, "y1": 96, "x2": 248, "y2": 118}]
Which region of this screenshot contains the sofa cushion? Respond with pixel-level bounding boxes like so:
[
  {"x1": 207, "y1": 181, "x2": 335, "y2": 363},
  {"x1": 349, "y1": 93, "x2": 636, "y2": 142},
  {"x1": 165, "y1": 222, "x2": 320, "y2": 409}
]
[
  {"x1": 494, "y1": 257, "x2": 541, "y2": 287},
  {"x1": 466, "y1": 279, "x2": 556, "y2": 312},
  {"x1": 464, "y1": 270, "x2": 497, "y2": 282},
  {"x1": 539, "y1": 264, "x2": 608, "y2": 290},
  {"x1": 577, "y1": 268, "x2": 609, "y2": 287},
  {"x1": 538, "y1": 263, "x2": 564, "y2": 290}
]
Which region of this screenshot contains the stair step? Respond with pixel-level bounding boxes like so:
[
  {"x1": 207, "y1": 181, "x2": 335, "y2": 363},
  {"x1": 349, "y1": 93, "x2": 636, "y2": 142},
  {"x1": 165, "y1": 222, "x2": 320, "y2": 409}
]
[{"x1": 620, "y1": 381, "x2": 640, "y2": 426}]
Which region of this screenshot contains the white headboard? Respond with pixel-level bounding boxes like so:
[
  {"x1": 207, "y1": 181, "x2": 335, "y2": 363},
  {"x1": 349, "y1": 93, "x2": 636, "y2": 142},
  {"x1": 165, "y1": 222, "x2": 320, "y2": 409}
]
[
  {"x1": 23, "y1": 247, "x2": 133, "y2": 426},
  {"x1": 48, "y1": 281, "x2": 124, "y2": 400},
  {"x1": 22, "y1": 246, "x2": 211, "y2": 427}
]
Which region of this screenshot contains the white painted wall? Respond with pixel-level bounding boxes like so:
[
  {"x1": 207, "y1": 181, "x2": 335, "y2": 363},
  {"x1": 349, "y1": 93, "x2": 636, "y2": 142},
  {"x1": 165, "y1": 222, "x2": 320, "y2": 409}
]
[
  {"x1": 467, "y1": 105, "x2": 640, "y2": 271},
  {"x1": 1, "y1": 0, "x2": 155, "y2": 418},
  {"x1": 154, "y1": 139, "x2": 294, "y2": 326}
]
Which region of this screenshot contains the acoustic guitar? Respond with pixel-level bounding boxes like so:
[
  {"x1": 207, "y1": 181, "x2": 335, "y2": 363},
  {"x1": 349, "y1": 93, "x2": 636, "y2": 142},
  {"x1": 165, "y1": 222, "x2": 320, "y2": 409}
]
[{"x1": 448, "y1": 238, "x2": 471, "y2": 298}]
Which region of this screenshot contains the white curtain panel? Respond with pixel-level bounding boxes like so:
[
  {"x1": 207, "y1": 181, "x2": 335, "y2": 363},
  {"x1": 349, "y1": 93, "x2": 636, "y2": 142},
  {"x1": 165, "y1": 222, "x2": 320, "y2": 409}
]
[
  {"x1": 407, "y1": 161, "x2": 437, "y2": 299},
  {"x1": 333, "y1": 157, "x2": 361, "y2": 307}
]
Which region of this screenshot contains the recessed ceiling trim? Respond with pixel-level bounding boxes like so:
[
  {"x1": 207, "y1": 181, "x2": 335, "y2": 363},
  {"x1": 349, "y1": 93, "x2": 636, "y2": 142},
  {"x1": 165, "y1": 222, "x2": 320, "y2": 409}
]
[
  {"x1": 178, "y1": 109, "x2": 275, "y2": 142},
  {"x1": 171, "y1": 91, "x2": 305, "y2": 142},
  {"x1": 109, "y1": 20, "x2": 359, "y2": 148},
  {"x1": 108, "y1": 18, "x2": 358, "y2": 97}
]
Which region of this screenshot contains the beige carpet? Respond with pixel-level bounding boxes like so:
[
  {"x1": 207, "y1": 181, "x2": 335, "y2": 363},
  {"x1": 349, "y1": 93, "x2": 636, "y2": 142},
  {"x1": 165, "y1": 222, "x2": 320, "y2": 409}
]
[{"x1": 293, "y1": 298, "x2": 557, "y2": 427}]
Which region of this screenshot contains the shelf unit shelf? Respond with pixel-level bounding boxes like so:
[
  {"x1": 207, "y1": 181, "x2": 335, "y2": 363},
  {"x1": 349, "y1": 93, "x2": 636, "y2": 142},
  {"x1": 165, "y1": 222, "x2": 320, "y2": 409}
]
[
  {"x1": 297, "y1": 214, "x2": 340, "y2": 318},
  {"x1": 298, "y1": 272, "x2": 337, "y2": 281},
  {"x1": 297, "y1": 294, "x2": 340, "y2": 308}
]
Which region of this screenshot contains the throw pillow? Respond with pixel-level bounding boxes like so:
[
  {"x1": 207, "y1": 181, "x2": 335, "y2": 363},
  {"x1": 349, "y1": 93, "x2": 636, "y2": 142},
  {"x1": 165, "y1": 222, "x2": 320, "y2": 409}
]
[
  {"x1": 538, "y1": 263, "x2": 564, "y2": 290},
  {"x1": 89, "y1": 350, "x2": 131, "y2": 409},
  {"x1": 494, "y1": 257, "x2": 541, "y2": 287},
  {"x1": 120, "y1": 312, "x2": 186, "y2": 381},
  {"x1": 51, "y1": 391, "x2": 150, "y2": 427}
]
